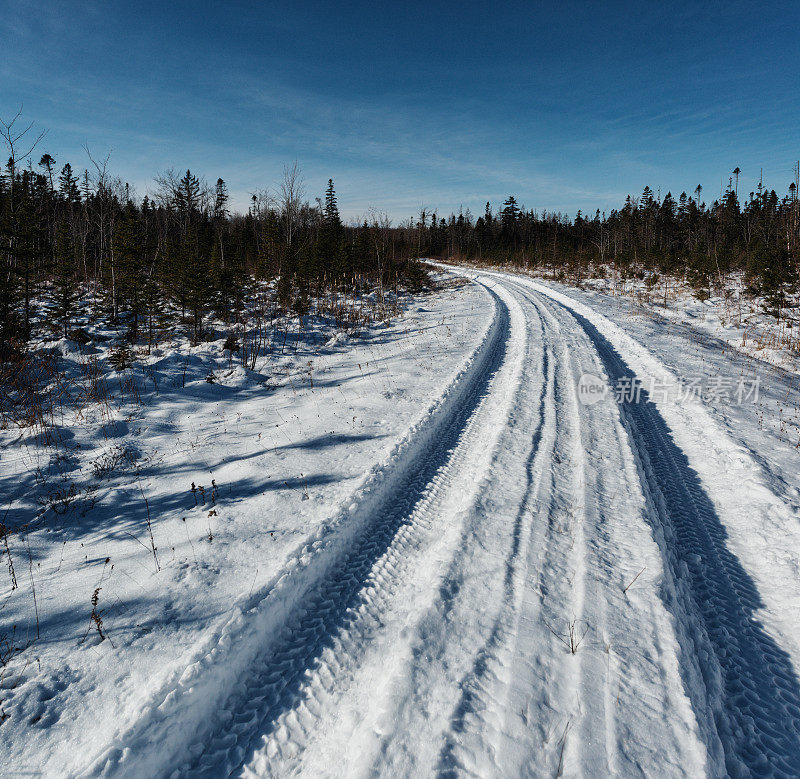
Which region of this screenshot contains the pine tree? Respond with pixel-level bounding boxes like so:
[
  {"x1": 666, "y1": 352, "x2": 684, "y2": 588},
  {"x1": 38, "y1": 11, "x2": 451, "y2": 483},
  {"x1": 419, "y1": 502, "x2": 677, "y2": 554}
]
[
  {"x1": 258, "y1": 209, "x2": 280, "y2": 279},
  {"x1": 38, "y1": 154, "x2": 56, "y2": 191},
  {"x1": 501, "y1": 196, "x2": 520, "y2": 225},
  {"x1": 501, "y1": 196, "x2": 521, "y2": 248},
  {"x1": 317, "y1": 179, "x2": 346, "y2": 278},
  {"x1": 181, "y1": 226, "x2": 212, "y2": 342},
  {"x1": 0, "y1": 161, "x2": 22, "y2": 355},
  {"x1": 323, "y1": 178, "x2": 340, "y2": 227},
  {"x1": 113, "y1": 203, "x2": 145, "y2": 338},
  {"x1": 211, "y1": 178, "x2": 231, "y2": 294},
  {"x1": 176, "y1": 169, "x2": 201, "y2": 233},
  {"x1": 12, "y1": 182, "x2": 39, "y2": 341},
  {"x1": 52, "y1": 218, "x2": 77, "y2": 337},
  {"x1": 213, "y1": 178, "x2": 229, "y2": 221}
]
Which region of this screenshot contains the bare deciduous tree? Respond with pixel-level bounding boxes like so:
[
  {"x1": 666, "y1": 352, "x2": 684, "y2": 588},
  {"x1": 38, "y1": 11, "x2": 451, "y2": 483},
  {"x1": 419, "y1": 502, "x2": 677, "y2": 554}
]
[
  {"x1": 277, "y1": 162, "x2": 304, "y2": 252},
  {"x1": 368, "y1": 208, "x2": 392, "y2": 299},
  {"x1": 0, "y1": 106, "x2": 46, "y2": 214},
  {"x1": 276, "y1": 163, "x2": 305, "y2": 301}
]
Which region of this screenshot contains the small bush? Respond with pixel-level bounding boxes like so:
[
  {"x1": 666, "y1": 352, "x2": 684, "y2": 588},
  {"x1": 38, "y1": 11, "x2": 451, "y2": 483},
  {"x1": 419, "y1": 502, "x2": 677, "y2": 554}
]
[
  {"x1": 92, "y1": 445, "x2": 137, "y2": 479},
  {"x1": 223, "y1": 334, "x2": 240, "y2": 354},
  {"x1": 68, "y1": 328, "x2": 92, "y2": 345},
  {"x1": 292, "y1": 295, "x2": 310, "y2": 317},
  {"x1": 401, "y1": 260, "x2": 431, "y2": 292},
  {"x1": 694, "y1": 288, "x2": 710, "y2": 302},
  {"x1": 108, "y1": 345, "x2": 134, "y2": 371},
  {"x1": 38, "y1": 482, "x2": 78, "y2": 515},
  {"x1": 38, "y1": 482, "x2": 97, "y2": 516}
]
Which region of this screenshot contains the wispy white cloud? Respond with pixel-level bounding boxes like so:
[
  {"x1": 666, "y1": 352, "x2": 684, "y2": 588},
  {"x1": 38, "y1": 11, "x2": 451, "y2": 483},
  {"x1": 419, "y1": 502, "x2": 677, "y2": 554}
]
[{"x1": 3, "y1": 0, "x2": 798, "y2": 220}]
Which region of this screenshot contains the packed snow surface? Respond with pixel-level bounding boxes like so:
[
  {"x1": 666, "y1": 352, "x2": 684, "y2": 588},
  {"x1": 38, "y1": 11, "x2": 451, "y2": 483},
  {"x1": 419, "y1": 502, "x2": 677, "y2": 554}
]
[{"x1": 2, "y1": 267, "x2": 800, "y2": 777}]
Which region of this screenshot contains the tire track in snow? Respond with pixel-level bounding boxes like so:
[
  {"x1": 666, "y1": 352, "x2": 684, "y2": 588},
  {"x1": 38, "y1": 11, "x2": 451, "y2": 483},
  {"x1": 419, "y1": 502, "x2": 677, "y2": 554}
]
[
  {"x1": 526, "y1": 286, "x2": 706, "y2": 776},
  {"x1": 431, "y1": 280, "x2": 603, "y2": 777},
  {"x1": 416, "y1": 301, "x2": 557, "y2": 776},
  {"x1": 176, "y1": 283, "x2": 519, "y2": 776},
  {"x1": 431, "y1": 282, "x2": 592, "y2": 776},
  {"x1": 381, "y1": 275, "x2": 704, "y2": 777},
  {"x1": 529, "y1": 282, "x2": 800, "y2": 777},
  {"x1": 276, "y1": 278, "x2": 538, "y2": 776},
  {"x1": 424, "y1": 269, "x2": 711, "y2": 776},
  {"x1": 85, "y1": 284, "x2": 511, "y2": 778},
  {"x1": 92, "y1": 266, "x2": 800, "y2": 777}
]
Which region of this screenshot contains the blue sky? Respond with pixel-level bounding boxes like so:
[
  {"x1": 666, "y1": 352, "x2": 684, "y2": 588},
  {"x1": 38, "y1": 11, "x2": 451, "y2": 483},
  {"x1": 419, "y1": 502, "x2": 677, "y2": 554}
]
[{"x1": 1, "y1": 0, "x2": 798, "y2": 221}]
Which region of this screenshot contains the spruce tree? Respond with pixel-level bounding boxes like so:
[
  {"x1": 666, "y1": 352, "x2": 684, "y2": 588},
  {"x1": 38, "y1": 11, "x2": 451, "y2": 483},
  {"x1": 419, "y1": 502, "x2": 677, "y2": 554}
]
[
  {"x1": 52, "y1": 218, "x2": 77, "y2": 338},
  {"x1": 38, "y1": 154, "x2": 56, "y2": 190},
  {"x1": 213, "y1": 177, "x2": 229, "y2": 221},
  {"x1": 113, "y1": 203, "x2": 145, "y2": 338},
  {"x1": 176, "y1": 169, "x2": 201, "y2": 235},
  {"x1": 317, "y1": 179, "x2": 346, "y2": 278},
  {"x1": 324, "y1": 178, "x2": 340, "y2": 226},
  {"x1": 58, "y1": 163, "x2": 80, "y2": 205},
  {"x1": 0, "y1": 161, "x2": 22, "y2": 356},
  {"x1": 181, "y1": 226, "x2": 212, "y2": 342}
]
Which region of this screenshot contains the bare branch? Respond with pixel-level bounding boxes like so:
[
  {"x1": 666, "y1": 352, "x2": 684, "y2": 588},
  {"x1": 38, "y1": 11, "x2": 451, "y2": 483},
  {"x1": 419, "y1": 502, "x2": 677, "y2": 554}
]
[{"x1": 0, "y1": 106, "x2": 47, "y2": 165}]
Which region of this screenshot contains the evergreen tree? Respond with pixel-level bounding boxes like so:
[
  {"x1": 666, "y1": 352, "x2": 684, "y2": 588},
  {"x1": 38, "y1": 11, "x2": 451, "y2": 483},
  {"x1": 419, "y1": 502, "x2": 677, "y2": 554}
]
[
  {"x1": 38, "y1": 154, "x2": 56, "y2": 190},
  {"x1": 181, "y1": 226, "x2": 212, "y2": 341},
  {"x1": 317, "y1": 179, "x2": 346, "y2": 278},
  {"x1": 501, "y1": 196, "x2": 520, "y2": 226},
  {"x1": 323, "y1": 178, "x2": 340, "y2": 227},
  {"x1": 176, "y1": 169, "x2": 201, "y2": 233},
  {"x1": 52, "y1": 218, "x2": 78, "y2": 337},
  {"x1": 213, "y1": 178, "x2": 229, "y2": 221},
  {"x1": 113, "y1": 203, "x2": 145, "y2": 337},
  {"x1": 501, "y1": 196, "x2": 521, "y2": 249},
  {"x1": 0, "y1": 162, "x2": 22, "y2": 356}
]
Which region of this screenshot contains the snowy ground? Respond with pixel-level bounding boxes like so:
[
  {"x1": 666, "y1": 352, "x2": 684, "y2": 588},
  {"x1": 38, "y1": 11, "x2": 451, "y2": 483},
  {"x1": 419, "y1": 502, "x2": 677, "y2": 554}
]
[
  {"x1": 2, "y1": 266, "x2": 800, "y2": 777},
  {"x1": 0, "y1": 277, "x2": 491, "y2": 775},
  {"x1": 577, "y1": 270, "x2": 800, "y2": 376}
]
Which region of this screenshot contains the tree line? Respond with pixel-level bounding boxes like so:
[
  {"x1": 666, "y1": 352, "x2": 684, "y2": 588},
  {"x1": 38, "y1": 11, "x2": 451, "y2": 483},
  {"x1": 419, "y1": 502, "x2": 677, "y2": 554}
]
[
  {"x1": 0, "y1": 113, "x2": 426, "y2": 360},
  {"x1": 420, "y1": 170, "x2": 799, "y2": 314},
  {"x1": 3, "y1": 109, "x2": 799, "y2": 362}
]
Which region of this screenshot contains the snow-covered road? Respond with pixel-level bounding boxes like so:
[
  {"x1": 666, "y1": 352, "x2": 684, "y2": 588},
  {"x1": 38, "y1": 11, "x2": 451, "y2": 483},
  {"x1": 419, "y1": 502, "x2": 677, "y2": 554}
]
[{"x1": 80, "y1": 269, "x2": 800, "y2": 776}]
